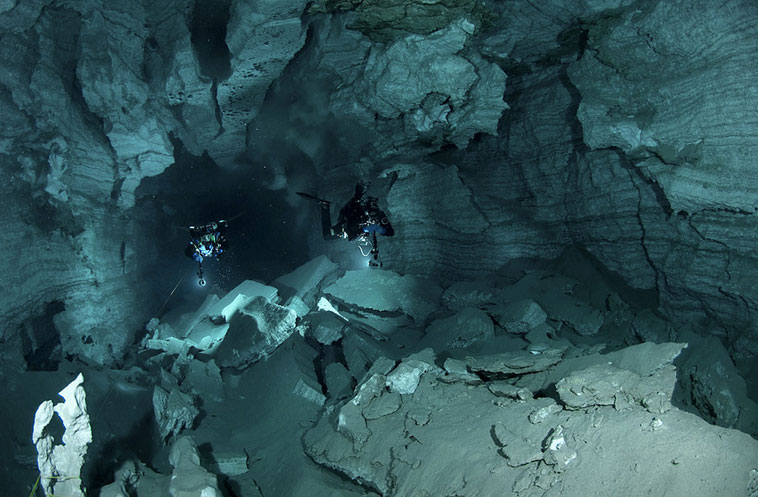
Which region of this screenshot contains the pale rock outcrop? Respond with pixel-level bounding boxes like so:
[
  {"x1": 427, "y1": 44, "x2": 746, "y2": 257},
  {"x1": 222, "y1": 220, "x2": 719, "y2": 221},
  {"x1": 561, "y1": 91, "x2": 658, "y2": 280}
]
[
  {"x1": 158, "y1": 3, "x2": 221, "y2": 156},
  {"x1": 32, "y1": 373, "x2": 92, "y2": 497},
  {"x1": 76, "y1": 2, "x2": 175, "y2": 210},
  {"x1": 168, "y1": 436, "x2": 223, "y2": 497},
  {"x1": 148, "y1": 280, "x2": 282, "y2": 356},
  {"x1": 385, "y1": 348, "x2": 440, "y2": 395},
  {"x1": 334, "y1": 18, "x2": 507, "y2": 150},
  {"x1": 213, "y1": 0, "x2": 308, "y2": 165}
]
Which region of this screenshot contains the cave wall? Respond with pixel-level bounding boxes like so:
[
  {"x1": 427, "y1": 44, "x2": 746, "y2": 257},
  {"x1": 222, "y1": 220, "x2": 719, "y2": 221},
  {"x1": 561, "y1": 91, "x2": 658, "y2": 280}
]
[
  {"x1": 0, "y1": 0, "x2": 163, "y2": 364},
  {"x1": 0, "y1": 0, "x2": 310, "y2": 364},
  {"x1": 275, "y1": 0, "x2": 758, "y2": 351},
  {"x1": 3, "y1": 0, "x2": 758, "y2": 367}
]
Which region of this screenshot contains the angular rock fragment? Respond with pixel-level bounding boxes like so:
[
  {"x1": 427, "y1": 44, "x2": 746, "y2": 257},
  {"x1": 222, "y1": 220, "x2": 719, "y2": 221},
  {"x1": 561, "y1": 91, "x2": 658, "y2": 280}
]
[
  {"x1": 204, "y1": 451, "x2": 249, "y2": 477},
  {"x1": 214, "y1": 297, "x2": 297, "y2": 369},
  {"x1": 303, "y1": 310, "x2": 346, "y2": 345},
  {"x1": 487, "y1": 299, "x2": 547, "y2": 334},
  {"x1": 676, "y1": 334, "x2": 758, "y2": 435},
  {"x1": 528, "y1": 400, "x2": 563, "y2": 424},
  {"x1": 337, "y1": 372, "x2": 387, "y2": 448},
  {"x1": 548, "y1": 297, "x2": 604, "y2": 336},
  {"x1": 493, "y1": 422, "x2": 544, "y2": 467},
  {"x1": 536, "y1": 342, "x2": 688, "y2": 394},
  {"x1": 323, "y1": 269, "x2": 442, "y2": 325},
  {"x1": 466, "y1": 348, "x2": 565, "y2": 378},
  {"x1": 273, "y1": 255, "x2": 340, "y2": 316},
  {"x1": 423, "y1": 307, "x2": 494, "y2": 348},
  {"x1": 152, "y1": 386, "x2": 199, "y2": 442},
  {"x1": 487, "y1": 382, "x2": 531, "y2": 401},
  {"x1": 441, "y1": 357, "x2": 482, "y2": 384},
  {"x1": 168, "y1": 436, "x2": 222, "y2": 497},
  {"x1": 556, "y1": 364, "x2": 638, "y2": 409},
  {"x1": 289, "y1": 337, "x2": 327, "y2": 407},
  {"x1": 542, "y1": 425, "x2": 577, "y2": 471},
  {"x1": 343, "y1": 332, "x2": 385, "y2": 384},
  {"x1": 173, "y1": 280, "x2": 281, "y2": 354},
  {"x1": 386, "y1": 348, "x2": 440, "y2": 394},
  {"x1": 184, "y1": 359, "x2": 224, "y2": 402},
  {"x1": 556, "y1": 360, "x2": 680, "y2": 414},
  {"x1": 292, "y1": 378, "x2": 326, "y2": 407},
  {"x1": 608, "y1": 342, "x2": 687, "y2": 376},
  {"x1": 441, "y1": 279, "x2": 497, "y2": 311},
  {"x1": 306, "y1": 356, "x2": 758, "y2": 497},
  {"x1": 363, "y1": 392, "x2": 402, "y2": 420},
  {"x1": 325, "y1": 362, "x2": 354, "y2": 400}
]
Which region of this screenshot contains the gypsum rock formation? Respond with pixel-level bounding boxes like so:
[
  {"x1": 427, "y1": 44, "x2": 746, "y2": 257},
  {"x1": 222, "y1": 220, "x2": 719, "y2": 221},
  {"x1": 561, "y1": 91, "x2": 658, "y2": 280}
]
[{"x1": 32, "y1": 373, "x2": 92, "y2": 497}]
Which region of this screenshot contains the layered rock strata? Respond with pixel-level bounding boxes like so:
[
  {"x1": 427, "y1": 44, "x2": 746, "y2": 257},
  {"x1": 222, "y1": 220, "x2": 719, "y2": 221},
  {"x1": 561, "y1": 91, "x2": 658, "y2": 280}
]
[
  {"x1": 292, "y1": 0, "x2": 758, "y2": 347},
  {"x1": 0, "y1": 0, "x2": 310, "y2": 363}
]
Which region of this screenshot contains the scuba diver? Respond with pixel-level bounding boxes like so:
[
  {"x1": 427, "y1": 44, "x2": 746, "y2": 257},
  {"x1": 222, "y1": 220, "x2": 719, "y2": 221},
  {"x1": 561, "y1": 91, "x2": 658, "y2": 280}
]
[
  {"x1": 298, "y1": 182, "x2": 394, "y2": 268},
  {"x1": 184, "y1": 220, "x2": 229, "y2": 286}
]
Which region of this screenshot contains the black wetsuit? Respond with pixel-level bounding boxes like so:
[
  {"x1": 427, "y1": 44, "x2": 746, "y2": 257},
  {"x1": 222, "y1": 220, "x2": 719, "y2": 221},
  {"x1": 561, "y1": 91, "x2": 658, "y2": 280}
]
[{"x1": 321, "y1": 191, "x2": 394, "y2": 241}]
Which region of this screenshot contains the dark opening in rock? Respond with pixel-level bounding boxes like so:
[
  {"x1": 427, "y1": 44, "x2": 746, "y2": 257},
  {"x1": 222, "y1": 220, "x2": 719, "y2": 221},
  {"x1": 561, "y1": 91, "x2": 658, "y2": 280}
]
[
  {"x1": 22, "y1": 300, "x2": 64, "y2": 371},
  {"x1": 189, "y1": 0, "x2": 233, "y2": 81}
]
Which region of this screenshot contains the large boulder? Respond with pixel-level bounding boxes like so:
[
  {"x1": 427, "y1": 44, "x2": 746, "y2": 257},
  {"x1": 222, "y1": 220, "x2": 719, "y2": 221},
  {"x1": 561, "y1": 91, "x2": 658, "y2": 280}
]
[
  {"x1": 214, "y1": 297, "x2": 298, "y2": 369},
  {"x1": 323, "y1": 269, "x2": 442, "y2": 326}
]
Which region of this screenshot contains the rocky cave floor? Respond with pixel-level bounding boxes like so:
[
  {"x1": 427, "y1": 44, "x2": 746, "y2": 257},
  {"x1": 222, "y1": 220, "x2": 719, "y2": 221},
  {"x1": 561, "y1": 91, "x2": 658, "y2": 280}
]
[{"x1": 4, "y1": 250, "x2": 758, "y2": 497}]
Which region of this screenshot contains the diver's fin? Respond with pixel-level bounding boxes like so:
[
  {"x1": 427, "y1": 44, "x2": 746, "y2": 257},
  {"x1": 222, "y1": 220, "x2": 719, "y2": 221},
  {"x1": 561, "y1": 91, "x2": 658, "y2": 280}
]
[{"x1": 296, "y1": 191, "x2": 329, "y2": 204}]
